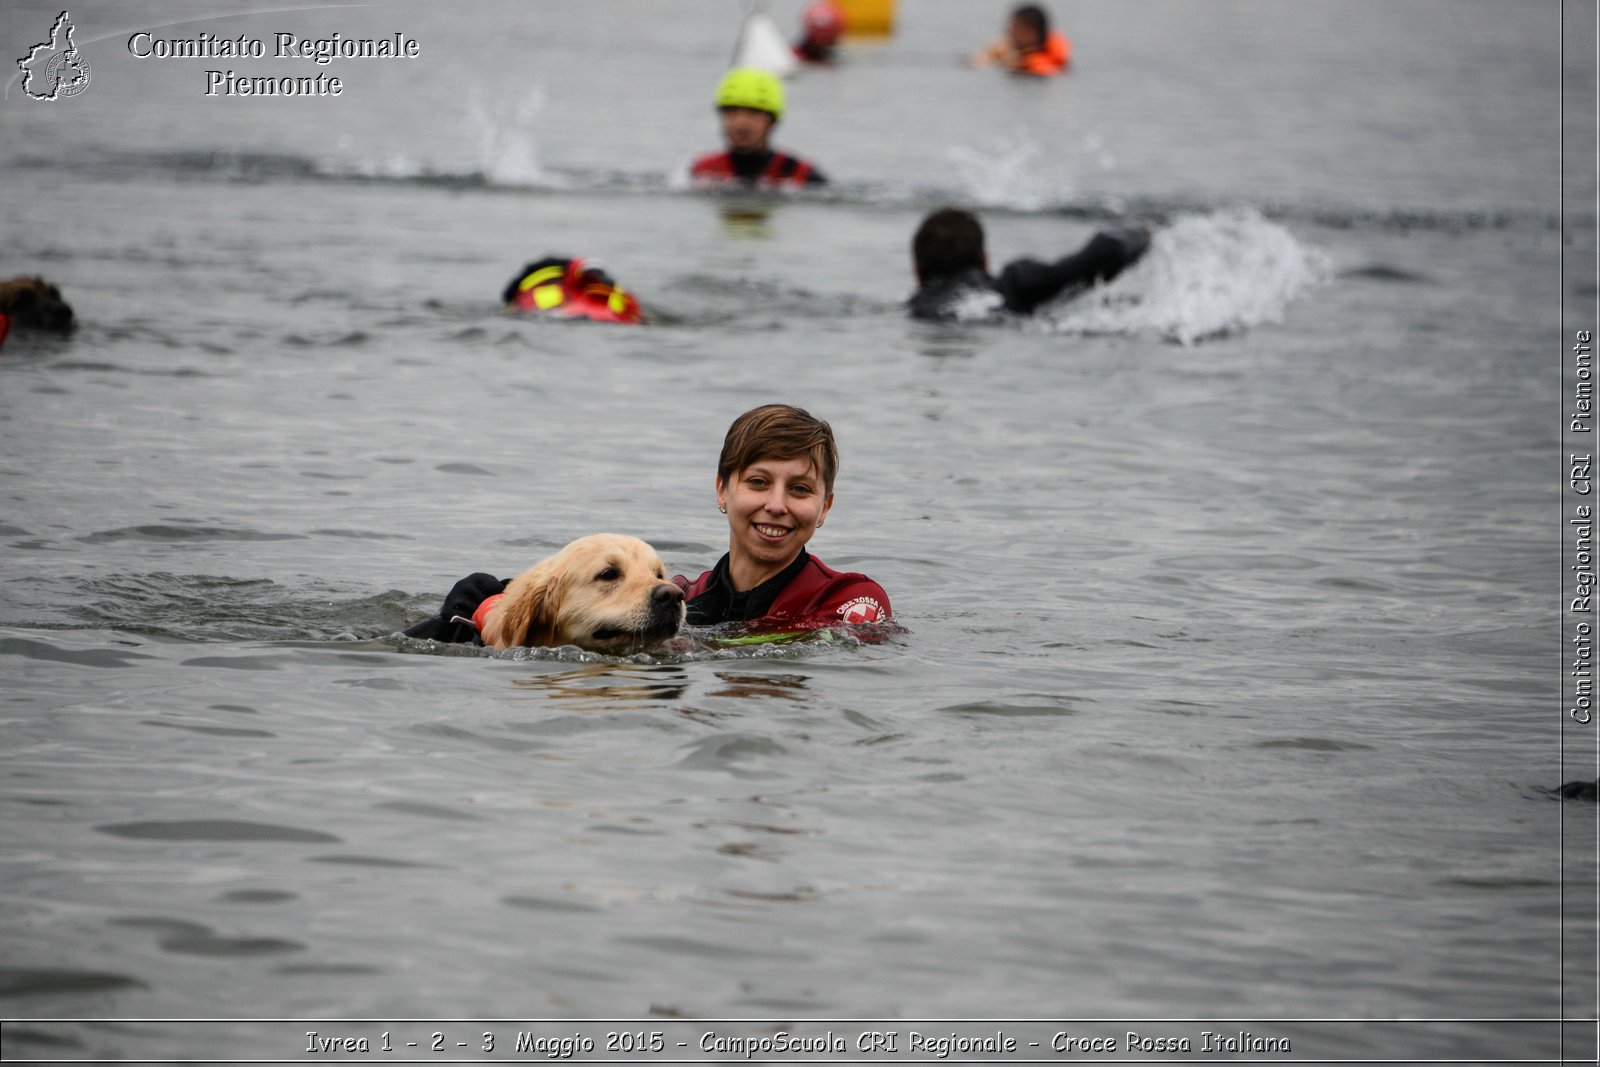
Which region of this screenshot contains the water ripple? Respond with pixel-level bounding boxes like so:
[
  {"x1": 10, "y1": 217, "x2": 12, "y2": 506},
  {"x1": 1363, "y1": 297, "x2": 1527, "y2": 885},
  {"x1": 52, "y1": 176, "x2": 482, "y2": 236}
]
[{"x1": 96, "y1": 820, "x2": 340, "y2": 844}]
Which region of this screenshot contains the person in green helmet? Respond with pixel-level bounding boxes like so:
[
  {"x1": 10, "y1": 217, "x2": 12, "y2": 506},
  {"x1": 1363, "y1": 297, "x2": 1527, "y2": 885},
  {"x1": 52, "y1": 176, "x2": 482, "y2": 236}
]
[{"x1": 690, "y1": 67, "x2": 828, "y2": 188}]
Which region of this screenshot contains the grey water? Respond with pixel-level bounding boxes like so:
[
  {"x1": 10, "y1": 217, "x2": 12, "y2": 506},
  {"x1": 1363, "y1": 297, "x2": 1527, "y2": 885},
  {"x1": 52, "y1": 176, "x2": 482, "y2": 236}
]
[{"x1": 1, "y1": 0, "x2": 1595, "y2": 1060}]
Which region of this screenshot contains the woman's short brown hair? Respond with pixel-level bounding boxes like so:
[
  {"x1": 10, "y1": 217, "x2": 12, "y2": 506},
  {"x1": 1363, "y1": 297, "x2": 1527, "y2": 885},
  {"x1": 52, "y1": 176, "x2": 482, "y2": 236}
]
[{"x1": 717, "y1": 404, "x2": 839, "y2": 495}]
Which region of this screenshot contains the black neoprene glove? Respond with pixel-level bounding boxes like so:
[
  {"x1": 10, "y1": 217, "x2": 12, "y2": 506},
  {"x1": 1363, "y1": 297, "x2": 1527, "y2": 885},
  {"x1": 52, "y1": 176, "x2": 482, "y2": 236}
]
[{"x1": 403, "y1": 572, "x2": 509, "y2": 645}]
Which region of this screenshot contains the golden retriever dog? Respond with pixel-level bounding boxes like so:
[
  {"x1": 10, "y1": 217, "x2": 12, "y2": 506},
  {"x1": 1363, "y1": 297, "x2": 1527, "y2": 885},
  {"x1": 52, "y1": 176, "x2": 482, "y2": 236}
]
[
  {"x1": 478, "y1": 534, "x2": 685, "y2": 651},
  {"x1": 0, "y1": 276, "x2": 75, "y2": 333}
]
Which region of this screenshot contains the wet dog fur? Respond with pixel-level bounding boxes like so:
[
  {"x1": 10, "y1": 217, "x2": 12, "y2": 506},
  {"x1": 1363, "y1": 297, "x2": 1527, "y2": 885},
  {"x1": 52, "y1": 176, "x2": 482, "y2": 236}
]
[{"x1": 478, "y1": 533, "x2": 685, "y2": 651}]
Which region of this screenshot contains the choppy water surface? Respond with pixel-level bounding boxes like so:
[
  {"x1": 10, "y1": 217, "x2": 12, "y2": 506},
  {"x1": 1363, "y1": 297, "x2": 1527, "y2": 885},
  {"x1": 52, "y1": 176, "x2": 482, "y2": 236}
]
[{"x1": 1, "y1": 0, "x2": 1594, "y2": 1059}]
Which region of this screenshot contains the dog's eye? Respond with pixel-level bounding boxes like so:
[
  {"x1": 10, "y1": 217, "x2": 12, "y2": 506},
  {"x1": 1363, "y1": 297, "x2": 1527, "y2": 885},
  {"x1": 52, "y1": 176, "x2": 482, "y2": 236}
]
[{"x1": 595, "y1": 567, "x2": 621, "y2": 582}]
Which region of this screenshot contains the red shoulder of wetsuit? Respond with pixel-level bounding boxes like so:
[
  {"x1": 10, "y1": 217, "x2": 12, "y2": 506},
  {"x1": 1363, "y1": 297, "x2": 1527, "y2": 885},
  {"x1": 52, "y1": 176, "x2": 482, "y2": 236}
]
[
  {"x1": 1021, "y1": 31, "x2": 1071, "y2": 75},
  {"x1": 691, "y1": 152, "x2": 738, "y2": 181},
  {"x1": 673, "y1": 555, "x2": 891, "y2": 629},
  {"x1": 764, "y1": 152, "x2": 816, "y2": 187}
]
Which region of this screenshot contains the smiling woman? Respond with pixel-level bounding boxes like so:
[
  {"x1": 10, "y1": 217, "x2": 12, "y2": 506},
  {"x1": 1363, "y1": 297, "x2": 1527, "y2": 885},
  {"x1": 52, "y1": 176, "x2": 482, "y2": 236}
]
[{"x1": 673, "y1": 404, "x2": 891, "y2": 630}]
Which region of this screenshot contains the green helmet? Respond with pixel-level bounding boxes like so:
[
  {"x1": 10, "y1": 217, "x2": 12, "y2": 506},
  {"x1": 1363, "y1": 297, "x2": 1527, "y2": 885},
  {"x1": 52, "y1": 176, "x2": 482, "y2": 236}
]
[{"x1": 715, "y1": 67, "x2": 785, "y2": 118}]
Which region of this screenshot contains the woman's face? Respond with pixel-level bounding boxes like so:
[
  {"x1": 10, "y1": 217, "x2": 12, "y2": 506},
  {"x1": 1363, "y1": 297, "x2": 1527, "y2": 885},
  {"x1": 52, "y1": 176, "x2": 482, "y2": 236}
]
[{"x1": 717, "y1": 454, "x2": 834, "y2": 587}]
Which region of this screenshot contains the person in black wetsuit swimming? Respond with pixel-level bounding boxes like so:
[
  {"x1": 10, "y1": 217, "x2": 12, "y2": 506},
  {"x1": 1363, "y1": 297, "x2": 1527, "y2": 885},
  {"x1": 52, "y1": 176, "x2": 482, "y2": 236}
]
[{"x1": 907, "y1": 207, "x2": 1150, "y2": 322}]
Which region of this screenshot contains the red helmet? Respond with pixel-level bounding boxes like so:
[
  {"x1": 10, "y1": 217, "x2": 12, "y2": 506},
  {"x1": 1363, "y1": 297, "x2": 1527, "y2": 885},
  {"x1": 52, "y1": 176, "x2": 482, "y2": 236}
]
[{"x1": 802, "y1": 2, "x2": 845, "y2": 45}]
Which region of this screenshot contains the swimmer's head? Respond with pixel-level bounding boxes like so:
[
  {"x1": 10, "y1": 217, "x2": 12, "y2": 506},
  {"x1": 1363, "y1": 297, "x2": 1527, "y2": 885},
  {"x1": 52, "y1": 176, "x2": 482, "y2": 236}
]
[
  {"x1": 1009, "y1": 4, "x2": 1049, "y2": 52},
  {"x1": 715, "y1": 67, "x2": 784, "y2": 152},
  {"x1": 913, "y1": 208, "x2": 988, "y2": 284},
  {"x1": 717, "y1": 403, "x2": 839, "y2": 497},
  {"x1": 802, "y1": 2, "x2": 845, "y2": 46}
]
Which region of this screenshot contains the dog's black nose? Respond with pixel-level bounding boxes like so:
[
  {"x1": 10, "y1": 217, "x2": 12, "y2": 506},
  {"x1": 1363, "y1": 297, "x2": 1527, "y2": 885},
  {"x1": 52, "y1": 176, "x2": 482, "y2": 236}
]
[{"x1": 653, "y1": 583, "x2": 684, "y2": 605}]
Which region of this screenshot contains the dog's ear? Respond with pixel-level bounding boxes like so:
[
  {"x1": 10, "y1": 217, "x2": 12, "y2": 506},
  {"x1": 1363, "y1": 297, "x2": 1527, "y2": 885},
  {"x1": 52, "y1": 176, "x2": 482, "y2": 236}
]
[{"x1": 486, "y1": 564, "x2": 562, "y2": 648}]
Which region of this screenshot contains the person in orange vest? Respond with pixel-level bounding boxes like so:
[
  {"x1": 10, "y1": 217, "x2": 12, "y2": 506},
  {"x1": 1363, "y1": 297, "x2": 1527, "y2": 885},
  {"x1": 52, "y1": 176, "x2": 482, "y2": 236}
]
[
  {"x1": 690, "y1": 68, "x2": 828, "y2": 189},
  {"x1": 501, "y1": 257, "x2": 644, "y2": 325},
  {"x1": 971, "y1": 4, "x2": 1071, "y2": 76}
]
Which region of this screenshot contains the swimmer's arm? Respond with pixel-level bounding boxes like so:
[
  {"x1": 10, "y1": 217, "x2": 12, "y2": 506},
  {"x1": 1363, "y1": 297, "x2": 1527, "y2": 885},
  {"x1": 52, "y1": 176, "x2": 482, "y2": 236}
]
[
  {"x1": 997, "y1": 256, "x2": 1082, "y2": 314},
  {"x1": 999, "y1": 231, "x2": 1147, "y2": 314},
  {"x1": 970, "y1": 38, "x2": 1013, "y2": 66}
]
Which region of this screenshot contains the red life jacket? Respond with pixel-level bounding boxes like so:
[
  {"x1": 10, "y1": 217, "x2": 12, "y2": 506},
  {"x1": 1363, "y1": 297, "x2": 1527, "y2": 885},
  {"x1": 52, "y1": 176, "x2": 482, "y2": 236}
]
[
  {"x1": 508, "y1": 258, "x2": 643, "y2": 324},
  {"x1": 690, "y1": 149, "x2": 817, "y2": 188},
  {"x1": 674, "y1": 553, "x2": 890, "y2": 630},
  {"x1": 471, "y1": 593, "x2": 503, "y2": 634},
  {"x1": 0, "y1": 313, "x2": 9, "y2": 349}
]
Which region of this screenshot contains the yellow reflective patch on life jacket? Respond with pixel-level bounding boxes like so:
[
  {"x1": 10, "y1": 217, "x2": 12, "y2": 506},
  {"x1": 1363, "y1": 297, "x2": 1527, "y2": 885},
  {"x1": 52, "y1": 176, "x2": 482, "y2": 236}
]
[
  {"x1": 608, "y1": 289, "x2": 630, "y2": 314},
  {"x1": 518, "y1": 265, "x2": 566, "y2": 293},
  {"x1": 531, "y1": 284, "x2": 566, "y2": 310}
]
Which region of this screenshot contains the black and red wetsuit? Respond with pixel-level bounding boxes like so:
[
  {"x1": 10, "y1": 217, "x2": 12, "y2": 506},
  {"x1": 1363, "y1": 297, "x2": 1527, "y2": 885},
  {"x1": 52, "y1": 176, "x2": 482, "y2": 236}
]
[
  {"x1": 674, "y1": 549, "x2": 888, "y2": 629},
  {"x1": 690, "y1": 149, "x2": 827, "y2": 189}
]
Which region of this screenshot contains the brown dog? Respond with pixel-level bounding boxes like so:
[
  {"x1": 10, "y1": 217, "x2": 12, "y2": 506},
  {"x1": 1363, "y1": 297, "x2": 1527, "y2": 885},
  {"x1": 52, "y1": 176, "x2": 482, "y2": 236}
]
[
  {"x1": 0, "y1": 276, "x2": 75, "y2": 333},
  {"x1": 478, "y1": 534, "x2": 685, "y2": 651}
]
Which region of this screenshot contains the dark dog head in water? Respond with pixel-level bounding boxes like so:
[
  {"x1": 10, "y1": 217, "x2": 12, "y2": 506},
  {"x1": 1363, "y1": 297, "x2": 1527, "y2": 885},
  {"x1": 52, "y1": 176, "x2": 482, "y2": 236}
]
[
  {"x1": 478, "y1": 534, "x2": 685, "y2": 652},
  {"x1": 0, "y1": 276, "x2": 75, "y2": 333}
]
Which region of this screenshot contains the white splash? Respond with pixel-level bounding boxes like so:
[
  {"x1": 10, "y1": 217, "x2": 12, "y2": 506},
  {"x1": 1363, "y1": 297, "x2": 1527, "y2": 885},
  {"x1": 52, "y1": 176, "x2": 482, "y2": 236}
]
[
  {"x1": 945, "y1": 129, "x2": 1061, "y2": 211},
  {"x1": 1044, "y1": 209, "x2": 1331, "y2": 345},
  {"x1": 945, "y1": 129, "x2": 1121, "y2": 211},
  {"x1": 948, "y1": 287, "x2": 1008, "y2": 322},
  {"x1": 465, "y1": 84, "x2": 552, "y2": 187},
  {"x1": 1082, "y1": 132, "x2": 1118, "y2": 173}
]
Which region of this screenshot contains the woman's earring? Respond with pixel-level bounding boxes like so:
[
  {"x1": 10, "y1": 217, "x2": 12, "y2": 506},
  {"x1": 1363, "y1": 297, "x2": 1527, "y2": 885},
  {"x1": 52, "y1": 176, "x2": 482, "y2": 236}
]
[
  {"x1": 718, "y1": 504, "x2": 727, "y2": 514},
  {"x1": 817, "y1": 518, "x2": 824, "y2": 527}
]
